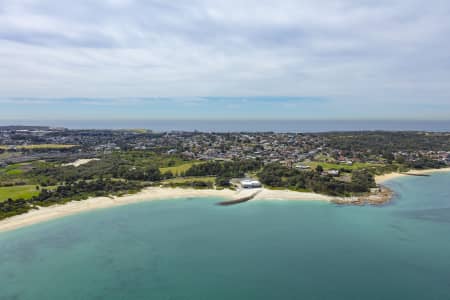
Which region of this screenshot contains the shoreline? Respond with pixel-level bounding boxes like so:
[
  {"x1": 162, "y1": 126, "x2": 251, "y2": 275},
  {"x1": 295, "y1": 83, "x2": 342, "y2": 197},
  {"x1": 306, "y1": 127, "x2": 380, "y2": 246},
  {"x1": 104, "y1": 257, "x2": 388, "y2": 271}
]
[
  {"x1": 375, "y1": 167, "x2": 450, "y2": 183},
  {"x1": 0, "y1": 187, "x2": 331, "y2": 233},
  {"x1": 1, "y1": 167, "x2": 449, "y2": 233}
]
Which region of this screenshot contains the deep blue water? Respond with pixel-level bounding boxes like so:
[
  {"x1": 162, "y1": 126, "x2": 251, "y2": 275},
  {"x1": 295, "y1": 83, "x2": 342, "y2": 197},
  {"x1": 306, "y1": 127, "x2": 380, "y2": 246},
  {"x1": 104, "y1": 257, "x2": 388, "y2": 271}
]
[
  {"x1": 2, "y1": 119, "x2": 450, "y2": 132},
  {"x1": 1, "y1": 172, "x2": 450, "y2": 299}
]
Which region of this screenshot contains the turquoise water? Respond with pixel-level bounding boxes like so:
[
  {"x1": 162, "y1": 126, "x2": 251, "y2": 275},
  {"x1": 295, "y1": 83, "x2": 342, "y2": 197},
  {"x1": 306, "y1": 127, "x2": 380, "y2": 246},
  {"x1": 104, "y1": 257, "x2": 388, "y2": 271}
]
[{"x1": 1, "y1": 173, "x2": 450, "y2": 299}]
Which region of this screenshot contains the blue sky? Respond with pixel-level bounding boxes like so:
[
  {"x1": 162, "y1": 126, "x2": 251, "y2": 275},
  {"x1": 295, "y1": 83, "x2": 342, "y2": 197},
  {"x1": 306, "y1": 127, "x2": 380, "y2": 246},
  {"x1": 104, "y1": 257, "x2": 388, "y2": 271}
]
[{"x1": 1, "y1": 0, "x2": 450, "y2": 120}]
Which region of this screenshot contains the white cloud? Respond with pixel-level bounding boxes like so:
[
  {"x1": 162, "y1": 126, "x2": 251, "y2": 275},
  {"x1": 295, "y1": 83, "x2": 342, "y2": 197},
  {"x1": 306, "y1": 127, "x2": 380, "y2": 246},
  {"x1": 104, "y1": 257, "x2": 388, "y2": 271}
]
[{"x1": 0, "y1": 0, "x2": 449, "y2": 117}]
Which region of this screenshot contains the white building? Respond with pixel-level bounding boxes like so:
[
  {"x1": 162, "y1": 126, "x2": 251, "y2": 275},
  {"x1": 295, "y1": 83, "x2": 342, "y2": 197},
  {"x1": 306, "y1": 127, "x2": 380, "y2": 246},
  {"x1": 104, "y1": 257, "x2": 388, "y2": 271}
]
[
  {"x1": 240, "y1": 179, "x2": 262, "y2": 189},
  {"x1": 327, "y1": 170, "x2": 340, "y2": 176},
  {"x1": 295, "y1": 164, "x2": 311, "y2": 170}
]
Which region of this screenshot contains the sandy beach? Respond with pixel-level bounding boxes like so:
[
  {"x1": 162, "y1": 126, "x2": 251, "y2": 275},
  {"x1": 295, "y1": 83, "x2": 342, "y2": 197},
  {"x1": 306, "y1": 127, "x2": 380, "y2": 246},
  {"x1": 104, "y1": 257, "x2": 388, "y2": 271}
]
[
  {"x1": 62, "y1": 158, "x2": 100, "y2": 167},
  {"x1": 254, "y1": 189, "x2": 333, "y2": 201},
  {"x1": 1, "y1": 167, "x2": 449, "y2": 233},
  {"x1": 0, "y1": 187, "x2": 331, "y2": 233},
  {"x1": 375, "y1": 167, "x2": 450, "y2": 183}
]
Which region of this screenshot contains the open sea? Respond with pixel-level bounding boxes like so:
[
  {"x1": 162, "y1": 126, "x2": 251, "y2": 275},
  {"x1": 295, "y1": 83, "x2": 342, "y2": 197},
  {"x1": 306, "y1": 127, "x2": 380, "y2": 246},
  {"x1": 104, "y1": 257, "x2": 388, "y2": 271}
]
[
  {"x1": 1, "y1": 172, "x2": 450, "y2": 299},
  {"x1": 1, "y1": 119, "x2": 450, "y2": 132}
]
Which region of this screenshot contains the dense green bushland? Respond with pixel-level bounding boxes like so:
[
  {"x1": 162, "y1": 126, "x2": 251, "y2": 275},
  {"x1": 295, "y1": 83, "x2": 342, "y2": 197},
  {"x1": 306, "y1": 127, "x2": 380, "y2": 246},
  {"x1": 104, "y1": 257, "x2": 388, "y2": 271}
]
[
  {"x1": 258, "y1": 163, "x2": 376, "y2": 196},
  {"x1": 0, "y1": 179, "x2": 143, "y2": 220}
]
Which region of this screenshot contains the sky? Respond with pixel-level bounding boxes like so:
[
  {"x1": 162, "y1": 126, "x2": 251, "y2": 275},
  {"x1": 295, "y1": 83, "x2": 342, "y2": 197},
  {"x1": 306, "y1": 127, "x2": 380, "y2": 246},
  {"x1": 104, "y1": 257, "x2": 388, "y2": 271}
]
[{"x1": 1, "y1": 0, "x2": 450, "y2": 120}]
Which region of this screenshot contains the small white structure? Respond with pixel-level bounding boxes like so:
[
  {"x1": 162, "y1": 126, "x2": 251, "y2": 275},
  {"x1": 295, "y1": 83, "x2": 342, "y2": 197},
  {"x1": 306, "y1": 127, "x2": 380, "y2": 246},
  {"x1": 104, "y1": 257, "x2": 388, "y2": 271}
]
[
  {"x1": 240, "y1": 179, "x2": 262, "y2": 189},
  {"x1": 327, "y1": 170, "x2": 340, "y2": 176},
  {"x1": 295, "y1": 164, "x2": 311, "y2": 170},
  {"x1": 370, "y1": 187, "x2": 381, "y2": 193}
]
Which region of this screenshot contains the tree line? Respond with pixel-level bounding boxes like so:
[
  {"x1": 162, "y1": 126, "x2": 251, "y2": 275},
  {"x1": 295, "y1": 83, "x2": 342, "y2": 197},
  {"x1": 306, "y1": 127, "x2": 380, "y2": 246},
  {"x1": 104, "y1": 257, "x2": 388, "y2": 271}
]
[
  {"x1": 258, "y1": 163, "x2": 376, "y2": 196},
  {"x1": 0, "y1": 179, "x2": 143, "y2": 220},
  {"x1": 184, "y1": 159, "x2": 263, "y2": 187}
]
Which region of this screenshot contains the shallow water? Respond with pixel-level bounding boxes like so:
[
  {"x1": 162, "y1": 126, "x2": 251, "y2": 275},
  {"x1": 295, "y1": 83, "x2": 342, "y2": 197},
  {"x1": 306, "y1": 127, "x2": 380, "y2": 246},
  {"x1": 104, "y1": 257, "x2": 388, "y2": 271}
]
[{"x1": 1, "y1": 173, "x2": 450, "y2": 299}]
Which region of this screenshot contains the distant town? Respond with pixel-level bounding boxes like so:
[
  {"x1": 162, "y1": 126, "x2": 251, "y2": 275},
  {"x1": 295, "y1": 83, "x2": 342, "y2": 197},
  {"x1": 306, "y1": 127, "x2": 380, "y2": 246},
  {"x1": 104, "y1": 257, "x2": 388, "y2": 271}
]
[{"x1": 1, "y1": 126, "x2": 449, "y2": 167}]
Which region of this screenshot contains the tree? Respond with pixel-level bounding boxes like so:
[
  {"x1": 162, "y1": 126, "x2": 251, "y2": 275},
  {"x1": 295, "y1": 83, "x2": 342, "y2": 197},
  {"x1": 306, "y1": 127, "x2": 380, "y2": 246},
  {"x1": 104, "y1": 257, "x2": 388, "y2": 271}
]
[
  {"x1": 216, "y1": 176, "x2": 231, "y2": 187},
  {"x1": 395, "y1": 155, "x2": 405, "y2": 164},
  {"x1": 163, "y1": 170, "x2": 174, "y2": 179},
  {"x1": 315, "y1": 165, "x2": 324, "y2": 173}
]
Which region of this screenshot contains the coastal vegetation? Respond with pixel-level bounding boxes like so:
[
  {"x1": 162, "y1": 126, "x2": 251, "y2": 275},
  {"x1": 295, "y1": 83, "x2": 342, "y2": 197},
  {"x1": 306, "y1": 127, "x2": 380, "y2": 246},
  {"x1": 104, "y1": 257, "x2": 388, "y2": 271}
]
[
  {"x1": 305, "y1": 161, "x2": 382, "y2": 171},
  {"x1": 159, "y1": 161, "x2": 203, "y2": 176},
  {"x1": 258, "y1": 163, "x2": 376, "y2": 196},
  {"x1": 0, "y1": 179, "x2": 143, "y2": 220},
  {"x1": 184, "y1": 159, "x2": 263, "y2": 187},
  {"x1": 404, "y1": 158, "x2": 447, "y2": 170},
  {"x1": 0, "y1": 126, "x2": 449, "y2": 220},
  {"x1": 161, "y1": 176, "x2": 215, "y2": 185},
  {"x1": 320, "y1": 131, "x2": 450, "y2": 154},
  {"x1": 161, "y1": 179, "x2": 214, "y2": 189}
]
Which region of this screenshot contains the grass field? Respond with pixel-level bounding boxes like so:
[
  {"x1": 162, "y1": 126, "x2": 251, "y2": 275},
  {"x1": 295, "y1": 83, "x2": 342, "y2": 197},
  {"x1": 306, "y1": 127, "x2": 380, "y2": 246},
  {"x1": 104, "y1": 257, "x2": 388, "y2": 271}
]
[
  {"x1": 0, "y1": 185, "x2": 58, "y2": 202},
  {"x1": 5, "y1": 168, "x2": 23, "y2": 175},
  {"x1": 0, "y1": 144, "x2": 76, "y2": 150},
  {"x1": 0, "y1": 163, "x2": 31, "y2": 176},
  {"x1": 159, "y1": 161, "x2": 204, "y2": 176},
  {"x1": 306, "y1": 161, "x2": 383, "y2": 170},
  {"x1": 0, "y1": 185, "x2": 40, "y2": 202}
]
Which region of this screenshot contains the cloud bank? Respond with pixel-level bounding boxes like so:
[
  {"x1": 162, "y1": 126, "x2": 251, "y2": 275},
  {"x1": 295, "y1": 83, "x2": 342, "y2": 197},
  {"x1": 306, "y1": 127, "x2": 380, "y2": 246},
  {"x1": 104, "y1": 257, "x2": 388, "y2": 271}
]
[{"x1": 1, "y1": 0, "x2": 450, "y2": 118}]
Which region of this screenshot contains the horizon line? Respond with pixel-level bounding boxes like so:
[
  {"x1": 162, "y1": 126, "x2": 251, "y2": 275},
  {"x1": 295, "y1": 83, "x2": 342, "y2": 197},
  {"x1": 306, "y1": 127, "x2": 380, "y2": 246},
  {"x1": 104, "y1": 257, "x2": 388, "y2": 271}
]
[{"x1": 1, "y1": 118, "x2": 450, "y2": 122}]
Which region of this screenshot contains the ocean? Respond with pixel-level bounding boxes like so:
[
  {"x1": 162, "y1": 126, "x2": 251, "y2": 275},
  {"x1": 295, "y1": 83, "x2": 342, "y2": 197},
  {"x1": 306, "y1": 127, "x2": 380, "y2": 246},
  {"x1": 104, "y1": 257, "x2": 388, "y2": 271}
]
[
  {"x1": 1, "y1": 119, "x2": 450, "y2": 132},
  {"x1": 1, "y1": 172, "x2": 450, "y2": 299}
]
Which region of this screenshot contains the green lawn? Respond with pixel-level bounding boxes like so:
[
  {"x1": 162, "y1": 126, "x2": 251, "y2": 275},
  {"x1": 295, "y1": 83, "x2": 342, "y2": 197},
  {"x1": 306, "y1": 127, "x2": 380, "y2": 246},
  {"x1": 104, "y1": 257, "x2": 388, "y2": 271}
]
[
  {"x1": 6, "y1": 169, "x2": 23, "y2": 175},
  {"x1": 0, "y1": 163, "x2": 32, "y2": 176},
  {"x1": 0, "y1": 185, "x2": 40, "y2": 202},
  {"x1": 159, "y1": 161, "x2": 204, "y2": 176}
]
